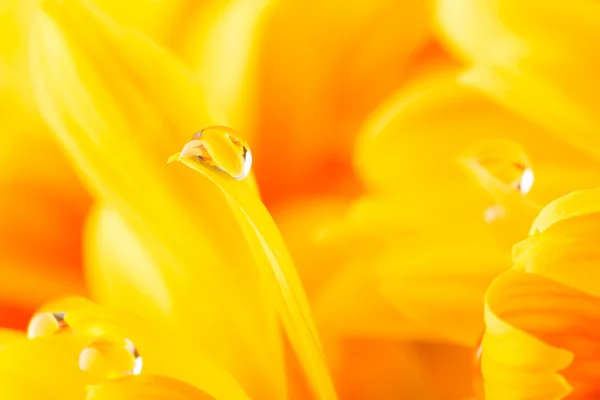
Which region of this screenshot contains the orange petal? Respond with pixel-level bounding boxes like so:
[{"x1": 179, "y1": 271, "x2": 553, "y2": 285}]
[{"x1": 253, "y1": 0, "x2": 429, "y2": 203}]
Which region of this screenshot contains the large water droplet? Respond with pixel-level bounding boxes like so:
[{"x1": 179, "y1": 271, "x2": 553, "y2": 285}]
[
  {"x1": 470, "y1": 139, "x2": 534, "y2": 195},
  {"x1": 27, "y1": 312, "x2": 69, "y2": 339},
  {"x1": 79, "y1": 335, "x2": 142, "y2": 381},
  {"x1": 170, "y1": 126, "x2": 252, "y2": 180}
]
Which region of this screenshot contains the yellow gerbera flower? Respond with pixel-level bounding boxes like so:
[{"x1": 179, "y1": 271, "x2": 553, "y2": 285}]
[
  {"x1": 15, "y1": 1, "x2": 335, "y2": 398},
  {"x1": 481, "y1": 188, "x2": 600, "y2": 400}
]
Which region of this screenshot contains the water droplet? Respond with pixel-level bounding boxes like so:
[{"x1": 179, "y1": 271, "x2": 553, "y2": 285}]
[
  {"x1": 172, "y1": 126, "x2": 252, "y2": 180},
  {"x1": 470, "y1": 139, "x2": 534, "y2": 195},
  {"x1": 79, "y1": 335, "x2": 142, "y2": 381},
  {"x1": 483, "y1": 204, "x2": 506, "y2": 224},
  {"x1": 27, "y1": 312, "x2": 69, "y2": 339}
]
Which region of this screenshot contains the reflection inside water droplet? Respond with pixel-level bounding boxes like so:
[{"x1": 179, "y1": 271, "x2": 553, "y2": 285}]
[
  {"x1": 173, "y1": 126, "x2": 252, "y2": 180},
  {"x1": 27, "y1": 312, "x2": 69, "y2": 339},
  {"x1": 79, "y1": 335, "x2": 142, "y2": 380},
  {"x1": 469, "y1": 139, "x2": 534, "y2": 195}
]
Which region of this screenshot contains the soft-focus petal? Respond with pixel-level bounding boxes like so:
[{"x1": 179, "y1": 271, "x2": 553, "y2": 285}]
[
  {"x1": 437, "y1": 0, "x2": 600, "y2": 161},
  {"x1": 354, "y1": 70, "x2": 600, "y2": 206},
  {"x1": 0, "y1": 329, "x2": 24, "y2": 347},
  {"x1": 0, "y1": 127, "x2": 90, "y2": 324},
  {"x1": 175, "y1": 0, "x2": 272, "y2": 128},
  {"x1": 84, "y1": 204, "x2": 172, "y2": 316},
  {"x1": 253, "y1": 0, "x2": 430, "y2": 203},
  {"x1": 0, "y1": 335, "x2": 92, "y2": 399}
]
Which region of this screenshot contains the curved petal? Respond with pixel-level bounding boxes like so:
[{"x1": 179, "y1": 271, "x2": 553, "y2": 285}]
[
  {"x1": 86, "y1": 375, "x2": 214, "y2": 400},
  {"x1": 483, "y1": 189, "x2": 600, "y2": 399},
  {"x1": 483, "y1": 270, "x2": 585, "y2": 399},
  {"x1": 530, "y1": 188, "x2": 600, "y2": 235}
]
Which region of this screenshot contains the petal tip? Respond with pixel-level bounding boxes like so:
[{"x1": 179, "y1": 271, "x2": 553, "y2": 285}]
[{"x1": 167, "y1": 152, "x2": 181, "y2": 164}]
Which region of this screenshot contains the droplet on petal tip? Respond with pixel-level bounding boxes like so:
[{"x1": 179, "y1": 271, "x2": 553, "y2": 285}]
[
  {"x1": 79, "y1": 334, "x2": 143, "y2": 381},
  {"x1": 27, "y1": 311, "x2": 70, "y2": 339},
  {"x1": 168, "y1": 126, "x2": 252, "y2": 180}
]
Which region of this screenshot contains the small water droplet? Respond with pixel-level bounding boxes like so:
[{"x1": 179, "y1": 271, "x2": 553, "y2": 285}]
[
  {"x1": 79, "y1": 335, "x2": 143, "y2": 381},
  {"x1": 173, "y1": 126, "x2": 252, "y2": 180},
  {"x1": 471, "y1": 139, "x2": 534, "y2": 195},
  {"x1": 483, "y1": 204, "x2": 506, "y2": 224},
  {"x1": 27, "y1": 312, "x2": 69, "y2": 339}
]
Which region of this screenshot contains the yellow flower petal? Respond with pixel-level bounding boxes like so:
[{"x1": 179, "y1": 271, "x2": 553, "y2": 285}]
[
  {"x1": 437, "y1": 0, "x2": 600, "y2": 160},
  {"x1": 0, "y1": 329, "x2": 24, "y2": 348},
  {"x1": 483, "y1": 270, "x2": 587, "y2": 400},
  {"x1": 354, "y1": 69, "x2": 600, "y2": 205},
  {"x1": 84, "y1": 204, "x2": 172, "y2": 316},
  {"x1": 482, "y1": 188, "x2": 600, "y2": 399},
  {"x1": 86, "y1": 375, "x2": 214, "y2": 400},
  {"x1": 530, "y1": 188, "x2": 600, "y2": 235},
  {"x1": 0, "y1": 335, "x2": 92, "y2": 399},
  {"x1": 177, "y1": 0, "x2": 271, "y2": 128},
  {"x1": 378, "y1": 232, "x2": 510, "y2": 346}
]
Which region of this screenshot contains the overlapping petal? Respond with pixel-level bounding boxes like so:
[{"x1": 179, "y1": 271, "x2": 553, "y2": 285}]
[{"x1": 482, "y1": 188, "x2": 600, "y2": 399}]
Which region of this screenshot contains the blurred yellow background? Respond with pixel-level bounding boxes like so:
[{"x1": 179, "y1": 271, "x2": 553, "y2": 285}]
[{"x1": 1, "y1": 0, "x2": 600, "y2": 399}]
